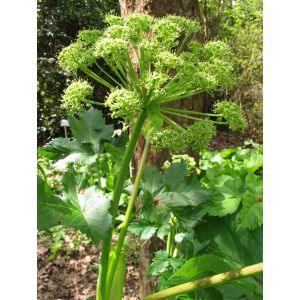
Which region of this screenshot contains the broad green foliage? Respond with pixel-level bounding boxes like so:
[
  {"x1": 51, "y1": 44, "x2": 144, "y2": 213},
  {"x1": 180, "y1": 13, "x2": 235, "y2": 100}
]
[
  {"x1": 165, "y1": 254, "x2": 231, "y2": 287},
  {"x1": 62, "y1": 172, "x2": 112, "y2": 244},
  {"x1": 38, "y1": 108, "x2": 114, "y2": 169},
  {"x1": 69, "y1": 108, "x2": 113, "y2": 152},
  {"x1": 37, "y1": 176, "x2": 69, "y2": 230},
  {"x1": 203, "y1": 174, "x2": 244, "y2": 216},
  {"x1": 136, "y1": 143, "x2": 263, "y2": 299},
  {"x1": 37, "y1": 172, "x2": 112, "y2": 245}
]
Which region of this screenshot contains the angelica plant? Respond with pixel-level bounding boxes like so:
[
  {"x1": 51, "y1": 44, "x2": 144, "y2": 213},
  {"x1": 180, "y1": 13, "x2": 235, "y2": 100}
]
[{"x1": 58, "y1": 14, "x2": 247, "y2": 300}]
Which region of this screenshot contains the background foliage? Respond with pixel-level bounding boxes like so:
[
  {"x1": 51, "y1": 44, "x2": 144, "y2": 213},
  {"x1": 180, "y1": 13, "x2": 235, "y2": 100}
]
[
  {"x1": 199, "y1": 0, "x2": 263, "y2": 142},
  {"x1": 37, "y1": 0, "x2": 119, "y2": 145}
]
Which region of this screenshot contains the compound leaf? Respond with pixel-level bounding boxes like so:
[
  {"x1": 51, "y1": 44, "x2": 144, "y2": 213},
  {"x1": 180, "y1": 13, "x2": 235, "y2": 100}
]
[
  {"x1": 37, "y1": 176, "x2": 69, "y2": 230},
  {"x1": 69, "y1": 108, "x2": 113, "y2": 153}
]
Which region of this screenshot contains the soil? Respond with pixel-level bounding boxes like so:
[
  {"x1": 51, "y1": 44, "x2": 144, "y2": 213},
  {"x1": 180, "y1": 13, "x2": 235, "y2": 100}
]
[
  {"x1": 208, "y1": 127, "x2": 247, "y2": 151},
  {"x1": 37, "y1": 230, "x2": 140, "y2": 300}
]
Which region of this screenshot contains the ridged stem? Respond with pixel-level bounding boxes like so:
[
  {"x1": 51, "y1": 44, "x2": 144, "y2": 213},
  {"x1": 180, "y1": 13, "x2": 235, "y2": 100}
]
[
  {"x1": 97, "y1": 110, "x2": 147, "y2": 300},
  {"x1": 142, "y1": 262, "x2": 263, "y2": 300},
  {"x1": 105, "y1": 141, "x2": 150, "y2": 297}
]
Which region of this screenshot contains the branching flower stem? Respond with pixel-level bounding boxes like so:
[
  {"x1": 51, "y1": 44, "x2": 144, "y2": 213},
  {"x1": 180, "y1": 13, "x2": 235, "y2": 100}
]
[
  {"x1": 161, "y1": 109, "x2": 207, "y2": 122},
  {"x1": 95, "y1": 62, "x2": 123, "y2": 87},
  {"x1": 80, "y1": 98, "x2": 105, "y2": 106},
  {"x1": 105, "y1": 141, "x2": 151, "y2": 297},
  {"x1": 162, "y1": 107, "x2": 222, "y2": 117}
]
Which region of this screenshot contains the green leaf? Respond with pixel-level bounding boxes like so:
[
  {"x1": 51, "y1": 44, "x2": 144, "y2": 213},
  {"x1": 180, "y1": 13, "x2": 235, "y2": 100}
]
[
  {"x1": 69, "y1": 108, "x2": 113, "y2": 153},
  {"x1": 161, "y1": 177, "x2": 210, "y2": 208},
  {"x1": 38, "y1": 137, "x2": 80, "y2": 160},
  {"x1": 148, "y1": 250, "x2": 170, "y2": 276},
  {"x1": 148, "y1": 250, "x2": 185, "y2": 277},
  {"x1": 239, "y1": 200, "x2": 263, "y2": 231},
  {"x1": 166, "y1": 254, "x2": 231, "y2": 287},
  {"x1": 37, "y1": 176, "x2": 69, "y2": 230},
  {"x1": 53, "y1": 152, "x2": 98, "y2": 170},
  {"x1": 128, "y1": 220, "x2": 158, "y2": 240},
  {"x1": 238, "y1": 173, "x2": 263, "y2": 230},
  {"x1": 245, "y1": 172, "x2": 263, "y2": 196},
  {"x1": 244, "y1": 151, "x2": 263, "y2": 173},
  {"x1": 157, "y1": 224, "x2": 172, "y2": 239},
  {"x1": 62, "y1": 171, "x2": 78, "y2": 204},
  {"x1": 142, "y1": 166, "x2": 163, "y2": 195},
  {"x1": 163, "y1": 161, "x2": 186, "y2": 190},
  {"x1": 204, "y1": 174, "x2": 243, "y2": 216},
  {"x1": 195, "y1": 217, "x2": 242, "y2": 264},
  {"x1": 200, "y1": 288, "x2": 224, "y2": 300},
  {"x1": 63, "y1": 185, "x2": 112, "y2": 245}
]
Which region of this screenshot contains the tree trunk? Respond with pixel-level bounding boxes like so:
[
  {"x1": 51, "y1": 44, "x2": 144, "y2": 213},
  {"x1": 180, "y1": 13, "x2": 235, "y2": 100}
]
[{"x1": 119, "y1": 0, "x2": 205, "y2": 297}]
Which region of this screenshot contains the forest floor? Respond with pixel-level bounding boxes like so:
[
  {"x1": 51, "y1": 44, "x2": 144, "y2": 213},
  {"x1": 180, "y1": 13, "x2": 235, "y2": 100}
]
[
  {"x1": 37, "y1": 229, "x2": 141, "y2": 300},
  {"x1": 37, "y1": 130, "x2": 246, "y2": 300}
]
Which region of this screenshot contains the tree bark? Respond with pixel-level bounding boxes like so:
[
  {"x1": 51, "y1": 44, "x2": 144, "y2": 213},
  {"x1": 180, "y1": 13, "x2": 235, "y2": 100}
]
[{"x1": 119, "y1": 0, "x2": 205, "y2": 297}]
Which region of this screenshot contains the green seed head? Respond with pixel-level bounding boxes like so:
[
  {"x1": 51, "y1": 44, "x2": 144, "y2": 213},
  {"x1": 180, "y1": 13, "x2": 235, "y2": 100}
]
[
  {"x1": 214, "y1": 100, "x2": 247, "y2": 132},
  {"x1": 61, "y1": 79, "x2": 93, "y2": 113}
]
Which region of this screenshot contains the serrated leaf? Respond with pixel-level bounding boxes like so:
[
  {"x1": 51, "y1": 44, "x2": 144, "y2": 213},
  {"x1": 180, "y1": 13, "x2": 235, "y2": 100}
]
[
  {"x1": 157, "y1": 224, "x2": 172, "y2": 239},
  {"x1": 128, "y1": 221, "x2": 158, "y2": 240},
  {"x1": 204, "y1": 175, "x2": 243, "y2": 217},
  {"x1": 148, "y1": 250, "x2": 185, "y2": 276},
  {"x1": 238, "y1": 173, "x2": 263, "y2": 230},
  {"x1": 38, "y1": 138, "x2": 80, "y2": 160},
  {"x1": 54, "y1": 152, "x2": 98, "y2": 170},
  {"x1": 142, "y1": 167, "x2": 163, "y2": 195},
  {"x1": 63, "y1": 185, "x2": 112, "y2": 245},
  {"x1": 245, "y1": 173, "x2": 263, "y2": 196},
  {"x1": 244, "y1": 151, "x2": 263, "y2": 173},
  {"x1": 166, "y1": 254, "x2": 231, "y2": 287},
  {"x1": 37, "y1": 176, "x2": 69, "y2": 230},
  {"x1": 163, "y1": 161, "x2": 186, "y2": 190},
  {"x1": 69, "y1": 108, "x2": 113, "y2": 153}
]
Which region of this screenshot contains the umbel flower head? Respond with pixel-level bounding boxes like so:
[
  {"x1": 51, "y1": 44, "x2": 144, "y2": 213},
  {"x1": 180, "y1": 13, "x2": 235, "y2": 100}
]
[
  {"x1": 59, "y1": 14, "x2": 234, "y2": 112},
  {"x1": 61, "y1": 80, "x2": 93, "y2": 113},
  {"x1": 150, "y1": 119, "x2": 216, "y2": 154},
  {"x1": 58, "y1": 14, "x2": 245, "y2": 151},
  {"x1": 213, "y1": 100, "x2": 247, "y2": 132}
]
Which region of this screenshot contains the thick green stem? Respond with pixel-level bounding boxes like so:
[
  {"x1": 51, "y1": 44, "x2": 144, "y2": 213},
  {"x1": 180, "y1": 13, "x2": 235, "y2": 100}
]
[
  {"x1": 97, "y1": 110, "x2": 147, "y2": 299},
  {"x1": 166, "y1": 214, "x2": 176, "y2": 257},
  {"x1": 142, "y1": 262, "x2": 263, "y2": 300},
  {"x1": 106, "y1": 141, "x2": 150, "y2": 297}
]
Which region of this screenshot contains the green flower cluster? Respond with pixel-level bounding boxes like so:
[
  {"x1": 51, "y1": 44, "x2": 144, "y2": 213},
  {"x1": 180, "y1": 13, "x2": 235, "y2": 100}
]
[
  {"x1": 186, "y1": 119, "x2": 217, "y2": 152},
  {"x1": 105, "y1": 88, "x2": 142, "y2": 120},
  {"x1": 58, "y1": 14, "x2": 236, "y2": 130},
  {"x1": 151, "y1": 119, "x2": 216, "y2": 154},
  {"x1": 213, "y1": 100, "x2": 247, "y2": 132},
  {"x1": 151, "y1": 127, "x2": 187, "y2": 153},
  {"x1": 163, "y1": 154, "x2": 198, "y2": 174},
  {"x1": 58, "y1": 30, "x2": 102, "y2": 75},
  {"x1": 61, "y1": 80, "x2": 93, "y2": 113}
]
